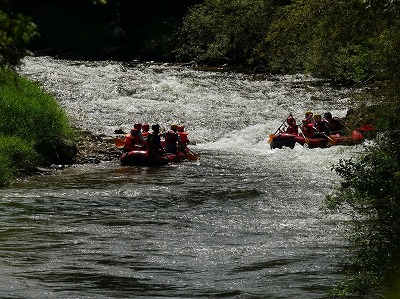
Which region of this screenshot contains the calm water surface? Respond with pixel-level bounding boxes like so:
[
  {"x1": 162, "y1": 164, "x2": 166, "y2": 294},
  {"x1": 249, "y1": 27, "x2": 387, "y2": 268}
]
[{"x1": 0, "y1": 57, "x2": 363, "y2": 298}]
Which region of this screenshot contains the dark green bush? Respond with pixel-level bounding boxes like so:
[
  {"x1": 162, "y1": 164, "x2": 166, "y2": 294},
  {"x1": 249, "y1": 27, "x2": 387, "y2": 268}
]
[
  {"x1": 266, "y1": 0, "x2": 380, "y2": 82},
  {"x1": 0, "y1": 67, "x2": 75, "y2": 185},
  {"x1": 0, "y1": 136, "x2": 38, "y2": 186},
  {"x1": 0, "y1": 68, "x2": 73, "y2": 156},
  {"x1": 174, "y1": 0, "x2": 288, "y2": 66},
  {"x1": 326, "y1": 88, "x2": 400, "y2": 297}
]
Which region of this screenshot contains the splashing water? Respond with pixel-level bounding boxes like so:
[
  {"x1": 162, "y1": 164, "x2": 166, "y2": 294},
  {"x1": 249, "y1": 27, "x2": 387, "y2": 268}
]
[{"x1": 0, "y1": 56, "x2": 365, "y2": 298}]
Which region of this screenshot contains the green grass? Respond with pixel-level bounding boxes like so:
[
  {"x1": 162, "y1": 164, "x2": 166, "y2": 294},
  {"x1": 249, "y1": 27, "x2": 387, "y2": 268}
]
[{"x1": 0, "y1": 67, "x2": 74, "y2": 186}]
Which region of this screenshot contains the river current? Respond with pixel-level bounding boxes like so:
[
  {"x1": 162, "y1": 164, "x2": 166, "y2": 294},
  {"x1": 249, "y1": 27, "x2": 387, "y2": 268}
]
[{"x1": 0, "y1": 57, "x2": 363, "y2": 298}]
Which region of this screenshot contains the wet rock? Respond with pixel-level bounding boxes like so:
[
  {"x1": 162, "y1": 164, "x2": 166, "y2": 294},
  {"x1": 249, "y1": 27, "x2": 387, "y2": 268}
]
[
  {"x1": 73, "y1": 129, "x2": 122, "y2": 164},
  {"x1": 114, "y1": 128, "x2": 126, "y2": 134}
]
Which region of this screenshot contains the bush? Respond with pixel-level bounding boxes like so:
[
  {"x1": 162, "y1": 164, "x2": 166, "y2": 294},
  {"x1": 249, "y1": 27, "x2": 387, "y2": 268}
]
[
  {"x1": 174, "y1": 0, "x2": 288, "y2": 66},
  {"x1": 0, "y1": 136, "x2": 38, "y2": 186},
  {"x1": 326, "y1": 89, "x2": 400, "y2": 297},
  {"x1": 0, "y1": 67, "x2": 76, "y2": 185},
  {"x1": 267, "y1": 0, "x2": 380, "y2": 82},
  {"x1": 0, "y1": 67, "x2": 74, "y2": 163}
]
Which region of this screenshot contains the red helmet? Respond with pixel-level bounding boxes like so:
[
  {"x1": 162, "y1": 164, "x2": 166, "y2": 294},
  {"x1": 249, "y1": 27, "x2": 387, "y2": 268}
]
[
  {"x1": 133, "y1": 123, "x2": 142, "y2": 130},
  {"x1": 287, "y1": 117, "x2": 295, "y2": 125},
  {"x1": 142, "y1": 123, "x2": 149, "y2": 131},
  {"x1": 177, "y1": 125, "x2": 184, "y2": 132}
]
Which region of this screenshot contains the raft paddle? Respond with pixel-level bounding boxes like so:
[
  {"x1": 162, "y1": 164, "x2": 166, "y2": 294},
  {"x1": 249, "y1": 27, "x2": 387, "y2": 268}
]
[
  {"x1": 186, "y1": 148, "x2": 200, "y2": 160},
  {"x1": 310, "y1": 126, "x2": 337, "y2": 145},
  {"x1": 268, "y1": 113, "x2": 293, "y2": 143},
  {"x1": 114, "y1": 137, "x2": 125, "y2": 147},
  {"x1": 297, "y1": 126, "x2": 310, "y2": 148},
  {"x1": 161, "y1": 146, "x2": 173, "y2": 165},
  {"x1": 358, "y1": 124, "x2": 374, "y2": 131},
  {"x1": 268, "y1": 134, "x2": 275, "y2": 143}
]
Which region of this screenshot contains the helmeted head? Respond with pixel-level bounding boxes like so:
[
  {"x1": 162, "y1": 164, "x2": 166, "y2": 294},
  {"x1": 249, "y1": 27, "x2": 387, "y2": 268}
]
[
  {"x1": 151, "y1": 124, "x2": 160, "y2": 133},
  {"x1": 313, "y1": 114, "x2": 322, "y2": 122},
  {"x1": 142, "y1": 123, "x2": 150, "y2": 131},
  {"x1": 177, "y1": 125, "x2": 184, "y2": 132},
  {"x1": 170, "y1": 124, "x2": 178, "y2": 132},
  {"x1": 133, "y1": 123, "x2": 142, "y2": 130},
  {"x1": 323, "y1": 112, "x2": 332, "y2": 120},
  {"x1": 305, "y1": 111, "x2": 313, "y2": 118},
  {"x1": 287, "y1": 116, "x2": 295, "y2": 126}
]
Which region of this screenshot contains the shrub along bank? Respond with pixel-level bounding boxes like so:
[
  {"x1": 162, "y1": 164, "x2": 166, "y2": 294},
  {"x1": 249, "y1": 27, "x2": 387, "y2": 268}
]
[{"x1": 0, "y1": 67, "x2": 76, "y2": 186}]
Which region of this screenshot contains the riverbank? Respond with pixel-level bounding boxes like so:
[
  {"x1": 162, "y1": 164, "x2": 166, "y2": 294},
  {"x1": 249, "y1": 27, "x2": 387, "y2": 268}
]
[
  {"x1": 72, "y1": 128, "x2": 122, "y2": 165},
  {"x1": 0, "y1": 68, "x2": 75, "y2": 185}
]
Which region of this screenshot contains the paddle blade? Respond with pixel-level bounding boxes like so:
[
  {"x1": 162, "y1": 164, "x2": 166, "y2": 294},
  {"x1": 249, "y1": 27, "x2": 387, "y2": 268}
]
[
  {"x1": 303, "y1": 138, "x2": 309, "y2": 148},
  {"x1": 359, "y1": 124, "x2": 374, "y2": 131},
  {"x1": 268, "y1": 134, "x2": 274, "y2": 143},
  {"x1": 187, "y1": 153, "x2": 199, "y2": 160},
  {"x1": 327, "y1": 136, "x2": 337, "y2": 145},
  {"x1": 186, "y1": 148, "x2": 200, "y2": 160},
  {"x1": 114, "y1": 138, "x2": 125, "y2": 147}
]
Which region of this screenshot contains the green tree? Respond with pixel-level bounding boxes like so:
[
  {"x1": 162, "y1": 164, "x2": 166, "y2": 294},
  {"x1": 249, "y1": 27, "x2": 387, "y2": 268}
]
[
  {"x1": 174, "y1": 0, "x2": 288, "y2": 66},
  {"x1": 324, "y1": 11, "x2": 400, "y2": 294},
  {"x1": 326, "y1": 140, "x2": 400, "y2": 296},
  {"x1": 0, "y1": 10, "x2": 37, "y2": 68},
  {"x1": 266, "y1": 0, "x2": 381, "y2": 82}
]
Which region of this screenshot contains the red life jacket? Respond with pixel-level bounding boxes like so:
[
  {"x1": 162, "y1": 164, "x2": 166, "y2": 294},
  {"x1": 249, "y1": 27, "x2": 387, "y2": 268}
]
[
  {"x1": 301, "y1": 124, "x2": 314, "y2": 137},
  {"x1": 124, "y1": 134, "x2": 133, "y2": 146},
  {"x1": 165, "y1": 131, "x2": 179, "y2": 144},
  {"x1": 178, "y1": 132, "x2": 189, "y2": 143},
  {"x1": 142, "y1": 131, "x2": 149, "y2": 139},
  {"x1": 124, "y1": 130, "x2": 143, "y2": 151}
]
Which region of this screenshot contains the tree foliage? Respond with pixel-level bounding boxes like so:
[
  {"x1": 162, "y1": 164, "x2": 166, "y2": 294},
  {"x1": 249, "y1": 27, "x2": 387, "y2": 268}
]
[
  {"x1": 174, "y1": 0, "x2": 400, "y2": 84},
  {"x1": 0, "y1": 10, "x2": 37, "y2": 67},
  {"x1": 325, "y1": 67, "x2": 400, "y2": 297},
  {"x1": 174, "y1": 0, "x2": 289, "y2": 66},
  {"x1": 8, "y1": 0, "x2": 201, "y2": 61},
  {"x1": 266, "y1": 0, "x2": 379, "y2": 81},
  {"x1": 326, "y1": 143, "x2": 400, "y2": 296}
]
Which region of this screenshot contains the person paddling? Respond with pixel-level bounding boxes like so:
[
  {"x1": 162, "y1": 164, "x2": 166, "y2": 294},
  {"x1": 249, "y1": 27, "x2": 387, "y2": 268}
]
[
  {"x1": 284, "y1": 115, "x2": 298, "y2": 135},
  {"x1": 123, "y1": 123, "x2": 144, "y2": 152},
  {"x1": 300, "y1": 119, "x2": 314, "y2": 137},
  {"x1": 177, "y1": 125, "x2": 190, "y2": 150},
  {"x1": 164, "y1": 124, "x2": 180, "y2": 154},
  {"x1": 146, "y1": 124, "x2": 163, "y2": 157},
  {"x1": 313, "y1": 114, "x2": 330, "y2": 138},
  {"x1": 305, "y1": 111, "x2": 315, "y2": 125},
  {"x1": 141, "y1": 123, "x2": 150, "y2": 140},
  {"x1": 323, "y1": 112, "x2": 344, "y2": 135}
]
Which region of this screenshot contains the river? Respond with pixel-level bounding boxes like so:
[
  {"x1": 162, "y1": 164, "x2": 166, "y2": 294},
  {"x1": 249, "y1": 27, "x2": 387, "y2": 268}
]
[{"x1": 0, "y1": 57, "x2": 362, "y2": 298}]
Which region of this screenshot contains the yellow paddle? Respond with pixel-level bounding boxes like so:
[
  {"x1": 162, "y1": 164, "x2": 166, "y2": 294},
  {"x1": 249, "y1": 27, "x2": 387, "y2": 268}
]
[
  {"x1": 186, "y1": 148, "x2": 200, "y2": 160},
  {"x1": 268, "y1": 134, "x2": 274, "y2": 143},
  {"x1": 310, "y1": 126, "x2": 336, "y2": 145},
  {"x1": 114, "y1": 137, "x2": 125, "y2": 147},
  {"x1": 297, "y1": 126, "x2": 310, "y2": 148}
]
